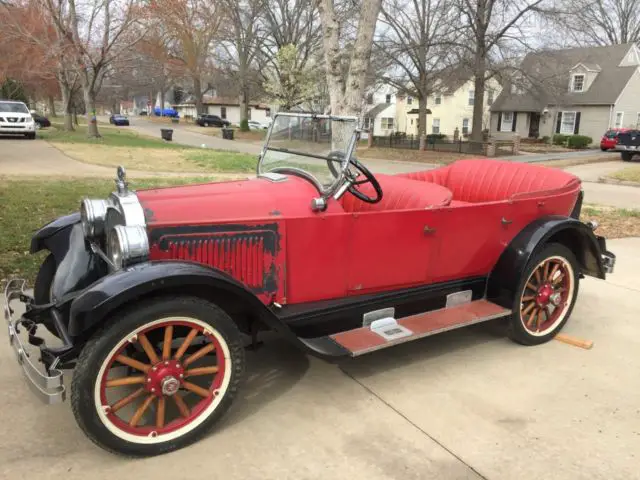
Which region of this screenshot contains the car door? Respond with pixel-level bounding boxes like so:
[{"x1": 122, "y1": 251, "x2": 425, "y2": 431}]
[{"x1": 345, "y1": 209, "x2": 443, "y2": 295}]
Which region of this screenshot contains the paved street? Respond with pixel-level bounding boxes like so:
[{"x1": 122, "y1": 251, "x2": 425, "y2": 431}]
[{"x1": 1, "y1": 238, "x2": 639, "y2": 479}]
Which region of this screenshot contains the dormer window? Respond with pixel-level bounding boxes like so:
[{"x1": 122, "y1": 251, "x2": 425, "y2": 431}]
[{"x1": 572, "y1": 74, "x2": 585, "y2": 92}]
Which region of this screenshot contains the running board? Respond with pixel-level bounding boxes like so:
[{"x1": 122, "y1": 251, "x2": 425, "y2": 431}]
[{"x1": 330, "y1": 300, "x2": 511, "y2": 357}]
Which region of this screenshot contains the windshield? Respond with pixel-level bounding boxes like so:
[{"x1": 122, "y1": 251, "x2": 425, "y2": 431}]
[
  {"x1": 258, "y1": 113, "x2": 358, "y2": 190},
  {"x1": 0, "y1": 102, "x2": 29, "y2": 113}
]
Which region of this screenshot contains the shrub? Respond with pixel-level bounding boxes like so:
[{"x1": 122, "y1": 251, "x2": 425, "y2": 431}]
[
  {"x1": 426, "y1": 133, "x2": 446, "y2": 141},
  {"x1": 541, "y1": 136, "x2": 550, "y2": 143},
  {"x1": 553, "y1": 134, "x2": 568, "y2": 145},
  {"x1": 240, "y1": 119, "x2": 250, "y2": 132},
  {"x1": 567, "y1": 135, "x2": 593, "y2": 149}
]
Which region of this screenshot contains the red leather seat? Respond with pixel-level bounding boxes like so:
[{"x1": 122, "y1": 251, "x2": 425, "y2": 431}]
[
  {"x1": 340, "y1": 174, "x2": 452, "y2": 213},
  {"x1": 398, "y1": 159, "x2": 580, "y2": 203}
]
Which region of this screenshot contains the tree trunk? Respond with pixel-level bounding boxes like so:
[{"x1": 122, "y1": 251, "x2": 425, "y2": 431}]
[
  {"x1": 418, "y1": 95, "x2": 428, "y2": 151},
  {"x1": 470, "y1": 52, "x2": 486, "y2": 143},
  {"x1": 58, "y1": 77, "x2": 74, "y2": 131},
  {"x1": 239, "y1": 85, "x2": 249, "y2": 131},
  {"x1": 83, "y1": 87, "x2": 100, "y2": 137},
  {"x1": 193, "y1": 76, "x2": 203, "y2": 115},
  {"x1": 47, "y1": 96, "x2": 57, "y2": 117}
]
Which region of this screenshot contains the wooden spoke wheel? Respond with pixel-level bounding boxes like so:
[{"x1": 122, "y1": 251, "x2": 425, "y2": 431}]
[
  {"x1": 508, "y1": 243, "x2": 579, "y2": 345},
  {"x1": 71, "y1": 297, "x2": 244, "y2": 457}
]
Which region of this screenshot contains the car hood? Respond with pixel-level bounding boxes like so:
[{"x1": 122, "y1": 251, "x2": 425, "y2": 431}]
[{"x1": 136, "y1": 175, "x2": 330, "y2": 227}]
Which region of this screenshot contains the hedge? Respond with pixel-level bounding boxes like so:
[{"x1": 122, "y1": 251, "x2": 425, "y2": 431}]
[
  {"x1": 567, "y1": 135, "x2": 593, "y2": 149},
  {"x1": 553, "y1": 134, "x2": 568, "y2": 145}
]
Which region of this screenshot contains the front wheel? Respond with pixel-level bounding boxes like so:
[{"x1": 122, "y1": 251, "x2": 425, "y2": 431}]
[
  {"x1": 71, "y1": 296, "x2": 245, "y2": 457},
  {"x1": 508, "y1": 243, "x2": 580, "y2": 346}
]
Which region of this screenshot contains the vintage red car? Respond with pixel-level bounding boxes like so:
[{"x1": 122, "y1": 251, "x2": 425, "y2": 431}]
[
  {"x1": 600, "y1": 128, "x2": 630, "y2": 151},
  {"x1": 4, "y1": 113, "x2": 615, "y2": 457}
]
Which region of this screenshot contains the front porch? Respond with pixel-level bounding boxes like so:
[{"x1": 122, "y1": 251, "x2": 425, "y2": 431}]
[{"x1": 491, "y1": 111, "x2": 547, "y2": 140}]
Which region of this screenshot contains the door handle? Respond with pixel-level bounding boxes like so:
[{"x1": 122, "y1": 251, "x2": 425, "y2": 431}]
[
  {"x1": 501, "y1": 217, "x2": 513, "y2": 225},
  {"x1": 423, "y1": 225, "x2": 437, "y2": 234}
]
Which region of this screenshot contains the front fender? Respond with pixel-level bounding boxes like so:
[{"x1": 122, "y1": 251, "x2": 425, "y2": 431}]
[
  {"x1": 487, "y1": 215, "x2": 607, "y2": 309},
  {"x1": 30, "y1": 212, "x2": 81, "y2": 255},
  {"x1": 67, "y1": 261, "x2": 287, "y2": 338}
]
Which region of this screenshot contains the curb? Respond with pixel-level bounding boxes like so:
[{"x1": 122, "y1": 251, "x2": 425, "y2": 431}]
[{"x1": 598, "y1": 176, "x2": 640, "y2": 188}]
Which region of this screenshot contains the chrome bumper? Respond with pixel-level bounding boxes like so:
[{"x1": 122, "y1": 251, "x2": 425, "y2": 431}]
[{"x1": 3, "y1": 280, "x2": 65, "y2": 404}]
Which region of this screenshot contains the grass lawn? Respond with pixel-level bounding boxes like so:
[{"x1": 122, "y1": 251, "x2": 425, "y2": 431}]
[
  {"x1": 538, "y1": 155, "x2": 620, "y2": 168},
  {"x1": 581, "y1": 205, "x2": 640, "y2": 238},
  {"x1": 356, "y1": 146, "x2": 476, "y2": 164},
  {"x1": 0, "y1": 176, "x2": 220, "y2": 286},
  {"x1": 185, "y1": 125, "x2": 267, "y2": 143},
  {"x1": 40, "y1": 125, "x2": 258, "y2": 173},
  {"x1": 605, "y1": 165, "x2": 640, "y2": 183}
]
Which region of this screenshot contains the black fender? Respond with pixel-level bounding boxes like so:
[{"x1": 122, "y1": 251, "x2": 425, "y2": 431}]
[
  {"x1": 487, "y1": 215, "x2": 606, "y2": 309},
  {"x1": 28, "y1": 213, "x2": 104, "y2": 302},
  {"x1": 30, "y1": 212, "x2": 81, "y2": 255},
  {"x1": 67, "y1": 261, "x2": 291, "y2": 339}
]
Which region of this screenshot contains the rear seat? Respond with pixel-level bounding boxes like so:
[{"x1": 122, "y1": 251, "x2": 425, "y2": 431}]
[{"x1": 340, "y1": 174, "x2": 452, "y2": 212}]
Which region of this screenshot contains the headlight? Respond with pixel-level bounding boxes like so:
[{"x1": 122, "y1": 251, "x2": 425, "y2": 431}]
[
  {"x1": 106, "y1": 225, "x2": 149, "y2": 269},
  {"x1": 80, "y1": 199, "x2": 109, "y2": 237}
]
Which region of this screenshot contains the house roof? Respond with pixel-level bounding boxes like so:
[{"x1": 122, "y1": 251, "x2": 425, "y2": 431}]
[
  {"x1": 365, "y1": 103, "x2": 392, "y2": 119},
  {"x1": 491, "y1": 43, "x2": 637, "y2": 112}
]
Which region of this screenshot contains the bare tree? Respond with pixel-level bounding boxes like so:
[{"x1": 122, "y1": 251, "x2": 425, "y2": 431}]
[
  {"x1": 543, "y1": 0, "x2": 640, "y2": 46},
  {"x1": 453, "y1": 0, "x2": 545, "y2": 142},
  {"x1": 219, "y1": 0, "x2": 266, "y2": 130},
  {"x1": 43, "y1": 0, "x2": 145, "y2": 137},
  {"x1": 377, "y1": 0, "x2": 460, "y2": 148},
  {"x1": 317, "y1": 0, "x2": 383, "y2": 116},
  {"x1": 148, "y1": 0, "x2": 223, "y2": 116}
]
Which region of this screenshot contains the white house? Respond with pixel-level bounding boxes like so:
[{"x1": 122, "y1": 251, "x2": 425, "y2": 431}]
[
  {"x1": 172, "y1": 95, "x2": 271, "y2": 124},
  {"x1": 360, "y1": 85, "x2": 397, "y2": 137}
]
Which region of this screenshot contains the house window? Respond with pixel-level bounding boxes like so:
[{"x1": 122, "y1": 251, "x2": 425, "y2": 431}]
[
  {"x1": 385, "y1": 94, "x2": 391, "y2": 104},
  {"x1": 468, "y1": 90, "x2": 474, "y2": 106},
  {"x1": 501, "y1": 112, "x2": 514, "y2": 132},
  {"x1": 432, "y1": 118, "x2": 440, "y2": 134},
  {"x1": 220, "y1": 106, "x2": 227, "y2": 119},
  {"x1": 615, "y1": 111, "x2": 624, "y2": 128},
  {"x1": 266, "y1": 109, "x2": 271, "y2": 117},
  {"x1": 572, "y1": 74, "x2": 585, "y2": 92},
  {"x1": 434, "y1": 94, "x2": 442, "y2": 105},
  {"x1": 381, "y1": 117, "x2": 394, "y2": 129},
  {"x1": 247, "y1": 108, "x2": 252, "y2": 120},
  {"x1": 410, "y1": 119, "x2": 414, "y2": 125},
  {"x1": 462, "y1": 118, "x2": 470, "y2": 135},
  {"x1": 487, "y1": 89, "x2": 494, "y2": 105},
  {"x1": 560, "y1": 111, "x2": 577, "y2": 134},
  {"x1": 362, "y1": 117, "x2": 371, "y2": 130},
  {"x1": 407, "y1": 96, "x2": 413, "y2": 105},
  {"x1": 366, "y1": 93, "x2": 374, "y2": 104}
]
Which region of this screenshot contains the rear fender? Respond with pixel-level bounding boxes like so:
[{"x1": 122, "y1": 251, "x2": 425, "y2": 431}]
[
  {"x1": 67, "y1": 261, "x2": 292, "y2": 340},
  {"x1": 487, "y1": 215, "x2": 606, "y2": 309}
]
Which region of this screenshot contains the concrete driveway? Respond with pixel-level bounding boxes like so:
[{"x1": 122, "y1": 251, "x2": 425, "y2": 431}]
[{"x1": 1, "y1": 238, "x2": 639, "y2": 479}]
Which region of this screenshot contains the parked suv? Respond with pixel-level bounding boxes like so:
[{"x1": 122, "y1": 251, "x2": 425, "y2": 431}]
[
  {"x1": 0, "y1": 100, "x2": 37, "y2": 139},
  {"x1": 600, "y1": 128, "x2": 629, "y2": 151},
  {"x1": 196, "y1": 114, "x2": 230, "y2": 127}
]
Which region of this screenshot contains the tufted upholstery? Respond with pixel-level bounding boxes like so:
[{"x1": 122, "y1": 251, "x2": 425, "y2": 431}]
[
  {"x1": 340, "y1": 173, "x2": 452, "y2": 213},
  {"x1": 397, "y1": 159, "x2": 580, "y2": 203}
]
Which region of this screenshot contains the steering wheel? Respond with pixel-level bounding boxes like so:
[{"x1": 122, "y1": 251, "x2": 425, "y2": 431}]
[{"x1": 327, "y1": 151, "x2": 383, "y2": 204}]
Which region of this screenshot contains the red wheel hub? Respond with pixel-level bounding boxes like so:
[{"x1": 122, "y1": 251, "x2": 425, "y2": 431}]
[
  {"x1": 145, "y1": 359, "x2": 185, "y2": 397},
  {"x1": 536, "y1": 283, "x2": 554, "y2": 306}
]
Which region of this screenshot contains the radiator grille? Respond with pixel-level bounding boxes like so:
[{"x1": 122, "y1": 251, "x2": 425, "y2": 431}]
[{"x1": 160, "y1": 234, "x2": 268, "y2": 289}]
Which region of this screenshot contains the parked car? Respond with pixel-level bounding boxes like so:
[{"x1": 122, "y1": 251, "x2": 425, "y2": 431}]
[
  {"x1": 4, "y1": 112, "x2": 616, "y2": 457},
  {"x1": 31, "y1": 112, "x2": 51, "y2": 129},
  {"x1": 153, "y1": 107, "x2": 179, "y2": 118},
  {"x1": 614, "y1": 129, "x2": 640, "y2": 161},
  {"x1": 109, "y1": 114, "x2": 130, "y2": 126},
  {"x1": 0, "y1": 99, "x2": 37, "y2": 139},
  {"x1": 196, "y1": 114, "x2": 230, "y2": 127},
  {"x1": 248, "y1": 120, "x2": 269, "y2": 130},
  {"x1": 600, "y1": 128, "x2": 629, "y2": 151}
]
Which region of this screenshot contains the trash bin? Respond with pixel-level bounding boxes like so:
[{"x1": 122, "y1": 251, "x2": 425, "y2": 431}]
[
  {"x1": 161, "y1": 128, "x2": 173, "y2": 141},
  {"x1": 222, "y1": 128, "x2": 234, "y2": 140}
]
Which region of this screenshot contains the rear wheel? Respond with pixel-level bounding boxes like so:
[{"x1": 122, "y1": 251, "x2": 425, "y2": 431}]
[
  {"x1": 70, "y1": 296, "x2": 245, "y2": 457},
  {"x1": 508, "y1": 243, "x2": 579, "y2": 346},
  {"x1": 621, "y1": 152, "x2": 633, "y2": 161}
]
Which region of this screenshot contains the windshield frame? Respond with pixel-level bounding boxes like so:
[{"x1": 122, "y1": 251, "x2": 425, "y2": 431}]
[{"x1": 257, "y1": 112, "x2": 359, "y2": 196}]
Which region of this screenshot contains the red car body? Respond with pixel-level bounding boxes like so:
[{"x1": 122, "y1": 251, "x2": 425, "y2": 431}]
[{"x1": 600, "y1": 128, "x2": 629, "y2": 150}]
